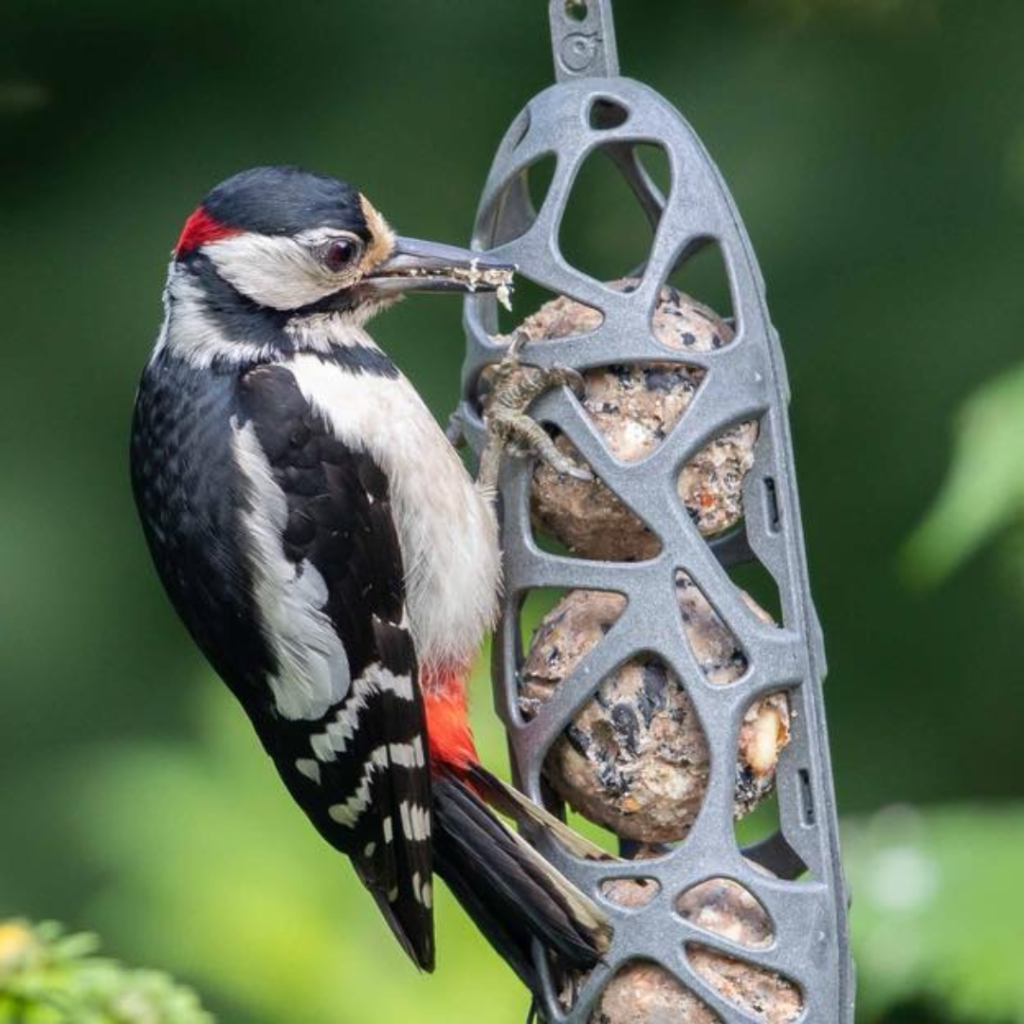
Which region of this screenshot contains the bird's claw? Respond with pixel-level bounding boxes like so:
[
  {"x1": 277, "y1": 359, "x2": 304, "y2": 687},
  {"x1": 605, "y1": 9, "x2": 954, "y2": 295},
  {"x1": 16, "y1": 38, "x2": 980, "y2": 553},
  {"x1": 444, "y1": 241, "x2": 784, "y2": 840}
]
[
  {"x1": 543, "y1": 364, "x2": 587, "y2": 400},
  {"x1": 506, "y1": 329, "x2": 530, "y2": 361},
  {"x1": 477, "y1": 335, "x2": 593, "y2": 493},
  {"x1": 562, "y1": 459, "x2": 595, "y2": 483}
]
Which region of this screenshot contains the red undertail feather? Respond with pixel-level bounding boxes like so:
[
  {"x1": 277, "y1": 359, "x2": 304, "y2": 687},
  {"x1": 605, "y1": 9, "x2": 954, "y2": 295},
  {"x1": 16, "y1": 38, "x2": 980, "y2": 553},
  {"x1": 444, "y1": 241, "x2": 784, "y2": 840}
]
[
  {"x1": 422, "y1": 664, "x2": 612, "y2": 998},
  {"x1": 421, "y1": 667, "x2": 479, "y2": 775}
]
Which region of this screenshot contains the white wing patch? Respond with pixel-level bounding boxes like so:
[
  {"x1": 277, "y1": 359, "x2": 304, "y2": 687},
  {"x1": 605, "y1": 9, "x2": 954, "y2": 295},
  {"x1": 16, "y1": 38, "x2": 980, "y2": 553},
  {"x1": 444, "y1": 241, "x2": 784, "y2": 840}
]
[{"x1": 232, "y1": 419, "x2": 351, "y2": 720}]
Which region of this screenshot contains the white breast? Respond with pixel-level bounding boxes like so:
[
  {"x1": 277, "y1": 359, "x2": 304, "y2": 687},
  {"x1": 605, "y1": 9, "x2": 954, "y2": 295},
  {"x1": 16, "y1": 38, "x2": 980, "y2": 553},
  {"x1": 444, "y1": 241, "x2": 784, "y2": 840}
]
[{"x1": 288, "y1": 349, "x2": 501, "y2": 670}]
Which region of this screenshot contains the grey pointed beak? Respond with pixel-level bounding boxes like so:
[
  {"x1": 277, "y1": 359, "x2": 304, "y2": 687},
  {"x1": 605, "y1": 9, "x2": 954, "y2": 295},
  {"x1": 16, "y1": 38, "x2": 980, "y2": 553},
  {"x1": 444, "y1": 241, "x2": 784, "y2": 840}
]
[{"x1": 364, "y1": 236, "x2": 516, "y2": 297}]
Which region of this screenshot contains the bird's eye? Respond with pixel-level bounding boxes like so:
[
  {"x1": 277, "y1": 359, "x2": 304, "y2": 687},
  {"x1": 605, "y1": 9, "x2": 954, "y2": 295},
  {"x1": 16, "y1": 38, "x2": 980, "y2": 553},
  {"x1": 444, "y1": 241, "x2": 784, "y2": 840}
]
[{"x1": 322, "y1": 236, "x2": 362, "y2": 273}]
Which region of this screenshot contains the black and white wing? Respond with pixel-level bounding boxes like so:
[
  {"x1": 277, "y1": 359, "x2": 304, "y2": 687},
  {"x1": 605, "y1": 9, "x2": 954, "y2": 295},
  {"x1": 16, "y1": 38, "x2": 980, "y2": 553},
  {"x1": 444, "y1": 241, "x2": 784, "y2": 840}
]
[{"x1": 233, "y1": 363, "x2": 434, "y2": 970}]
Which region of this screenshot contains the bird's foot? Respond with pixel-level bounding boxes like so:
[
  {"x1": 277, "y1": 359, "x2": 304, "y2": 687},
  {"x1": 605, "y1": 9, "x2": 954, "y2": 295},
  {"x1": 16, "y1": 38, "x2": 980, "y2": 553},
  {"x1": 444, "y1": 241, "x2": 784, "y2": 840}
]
[{"x1": 478, "y1": 333, "x2": 592, "y2": 493}]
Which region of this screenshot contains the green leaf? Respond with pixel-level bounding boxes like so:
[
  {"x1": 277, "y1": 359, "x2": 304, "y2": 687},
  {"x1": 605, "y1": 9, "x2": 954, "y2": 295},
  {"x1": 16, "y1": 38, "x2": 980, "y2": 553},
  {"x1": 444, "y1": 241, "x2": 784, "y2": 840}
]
[
  {"x1": 903, "y1": 362, "x2": 1024, "y2": 585},
  {"x1": 846, "y1": 804, "x2": 1024, "y2": 1021},
  {"x1": 0, "y1": 920, "x2": 213, "y2": 1024}
]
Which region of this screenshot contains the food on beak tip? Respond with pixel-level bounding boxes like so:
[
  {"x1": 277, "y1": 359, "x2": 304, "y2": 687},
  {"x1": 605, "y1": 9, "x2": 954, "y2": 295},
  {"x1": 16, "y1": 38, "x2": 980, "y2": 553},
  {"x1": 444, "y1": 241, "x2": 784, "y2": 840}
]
[
  {"x1": 376, "y1": 256, "x2": 514, "y2": 307},
  {"x1": 450, "y1": 259, "x2": 515, "y2": 310},
  {"x1": 367, "y1": 232, "x2": 515, "y2": 302}
]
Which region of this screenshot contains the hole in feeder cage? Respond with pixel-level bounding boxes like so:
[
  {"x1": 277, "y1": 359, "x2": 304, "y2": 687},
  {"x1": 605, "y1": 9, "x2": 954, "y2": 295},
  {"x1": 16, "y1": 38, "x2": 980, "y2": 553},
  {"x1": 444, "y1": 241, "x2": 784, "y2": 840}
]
[
  {"x1": 532, "y1": 525, "x2": 577, "y2": 559},
  {"x1": 507, "y1": 107, "x2": 531, "y2": 151},
  {"x1": 518, "y1": 587, "x2": 627, "y2": 708},
  {"x1": 797, "y1": 767, "x2": 815, "y2": 827},
  {"x1": 559, "y1": 143, "x2": 669, "y2": 281},
  {"x1": 591, "y1": 961, "x2": 723, "y2": 1024},
  {"x1": 522, "y1": 599, "x2": 710, "y2": 843},
  {"x1": 677, "y1": 419, "x2": 761, "y2": 539},
  {"x1": 635, "y1": 142, "x2": 671, "y2": 200},
  {"x1": 662, "y1": 237, "x2": 736, "y2": 333},
  {"x1": 734, "y1": 789, "x2": 781, "y2": 849},
  {"x1": 589, "y1": 96, "x2": 630, "y2": 130},
  {"x1": 514, "y1": 586, "x2": 573, "y2": 674},
  {"x1": 684, "y1": 944, "x2": 804, "y2": 1023},
  {"x1": 600, "y1": 875, "x2": 662, "y2": 908},
  {"x1": 733, "y1": 787, "x2": 809, "y2": 881},
  {"x1": 602, "y1": 141, "x2": 671, "y2": 236},
  {"x1": 530, "y1": 432, "x2": 663, "y2": 562},
  {"x1": 676, "y1": 878, "x2": 774, "y2": 950},
  {"x1": 725, "y1": 557, "x2": 785, "y2": 628},
  {"x1": 674, "y1": 572, "x2": 750, "y2": 686},
  {"x1": 565, "y1": 0, "x2": 588, "y2": 22},
  {"x1": 564, "y1": 804, "x2": 623, "y2": 858},
  {"x1": 480, "y1": 152, "x2": 557, "y2": 252},
  {"x1": 763, "y1": 476, "x2": 782, "y2": 534},
  {"x1": 736, "y1": 688, "x2": 792, "y2": 817},
  {"x1": 524, "y1": 153, "x2": 558, "y2": 221}
]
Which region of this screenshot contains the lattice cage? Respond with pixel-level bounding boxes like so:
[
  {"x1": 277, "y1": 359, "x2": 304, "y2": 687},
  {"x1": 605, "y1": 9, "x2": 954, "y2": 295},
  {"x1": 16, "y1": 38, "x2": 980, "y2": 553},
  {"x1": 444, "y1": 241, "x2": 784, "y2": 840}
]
[{"x1": 453, "y1": 3, "x2": 854, "y2": 1021}]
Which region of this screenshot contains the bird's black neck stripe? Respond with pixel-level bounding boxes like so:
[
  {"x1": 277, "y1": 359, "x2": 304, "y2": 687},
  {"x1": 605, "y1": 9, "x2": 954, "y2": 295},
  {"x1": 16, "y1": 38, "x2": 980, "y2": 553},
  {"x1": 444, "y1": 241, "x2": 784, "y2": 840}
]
[
  {"x1": 174, "y1": 255, "x2": 398, "y2": 378},
  {"x1": 322, "y1": 345, "x2": 399, "y2": 378}
]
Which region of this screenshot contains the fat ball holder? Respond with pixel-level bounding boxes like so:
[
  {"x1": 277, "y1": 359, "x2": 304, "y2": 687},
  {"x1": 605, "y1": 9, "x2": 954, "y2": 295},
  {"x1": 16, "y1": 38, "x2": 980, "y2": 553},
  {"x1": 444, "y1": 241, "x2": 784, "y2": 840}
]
[{"x1": 453, "y1": 3, "x2": 854, "y2": 1020}]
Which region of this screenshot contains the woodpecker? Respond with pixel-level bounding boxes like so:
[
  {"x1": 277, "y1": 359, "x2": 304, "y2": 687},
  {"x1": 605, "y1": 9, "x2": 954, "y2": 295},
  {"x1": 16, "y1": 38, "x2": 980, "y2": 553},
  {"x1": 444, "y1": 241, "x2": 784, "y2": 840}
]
[{"x1": 129, "y1": 165, "x2": 609, "y2": 996}]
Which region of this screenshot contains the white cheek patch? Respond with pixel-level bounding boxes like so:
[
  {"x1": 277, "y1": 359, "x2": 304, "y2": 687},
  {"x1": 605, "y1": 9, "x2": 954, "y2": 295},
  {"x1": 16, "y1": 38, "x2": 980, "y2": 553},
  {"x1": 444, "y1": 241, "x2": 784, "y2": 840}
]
[{"x1": 206, "y1": 233, "x2": 343, "y2": 310}]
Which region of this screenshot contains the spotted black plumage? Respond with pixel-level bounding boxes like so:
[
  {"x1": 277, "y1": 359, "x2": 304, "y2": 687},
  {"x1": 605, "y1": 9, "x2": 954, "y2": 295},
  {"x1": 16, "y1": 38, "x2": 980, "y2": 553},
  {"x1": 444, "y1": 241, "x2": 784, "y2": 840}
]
[
  {"x1": 132, "y1": 352, "x2": 434, "y2": 967},
  {"x1": 130, "y1": 349, "x2": 274, "y2": 701}
]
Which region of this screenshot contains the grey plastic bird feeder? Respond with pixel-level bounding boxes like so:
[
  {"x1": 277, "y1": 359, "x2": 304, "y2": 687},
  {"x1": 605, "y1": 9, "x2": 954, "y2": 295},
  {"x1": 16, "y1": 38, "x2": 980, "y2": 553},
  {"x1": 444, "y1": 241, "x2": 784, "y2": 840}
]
[{"x1": 453, "y1": 3, "x2": 854, "y2": 1021}]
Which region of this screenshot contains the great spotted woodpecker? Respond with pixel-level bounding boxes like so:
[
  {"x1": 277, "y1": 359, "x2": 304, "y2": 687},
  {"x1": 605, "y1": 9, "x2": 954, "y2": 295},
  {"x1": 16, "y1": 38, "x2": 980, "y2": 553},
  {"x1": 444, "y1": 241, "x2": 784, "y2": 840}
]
[{"x1": 129, "y1": 165, "x2": 609, "y2": 995}]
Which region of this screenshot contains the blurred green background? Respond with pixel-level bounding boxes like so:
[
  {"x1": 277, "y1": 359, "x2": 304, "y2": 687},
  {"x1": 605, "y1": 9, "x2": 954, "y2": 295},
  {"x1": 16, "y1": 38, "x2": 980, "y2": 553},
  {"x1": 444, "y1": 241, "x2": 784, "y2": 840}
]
[{"x1": 3, "y1": 0, "x2": 1024, "y2": 1021}]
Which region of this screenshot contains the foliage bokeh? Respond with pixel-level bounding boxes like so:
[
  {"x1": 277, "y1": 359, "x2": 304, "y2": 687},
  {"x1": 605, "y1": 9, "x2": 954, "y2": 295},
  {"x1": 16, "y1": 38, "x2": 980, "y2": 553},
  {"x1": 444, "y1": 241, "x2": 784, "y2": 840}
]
[
  {"x1": 2, "y1": 1, "x2": 1023, "y2": 1021},
  {"x1": 0, "y1": 920, "x2": 212, "y2": 1023}
]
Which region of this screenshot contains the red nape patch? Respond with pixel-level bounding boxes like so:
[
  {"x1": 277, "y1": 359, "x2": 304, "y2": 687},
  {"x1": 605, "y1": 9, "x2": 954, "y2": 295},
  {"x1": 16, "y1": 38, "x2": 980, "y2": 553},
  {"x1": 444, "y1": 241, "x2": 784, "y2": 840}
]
[
  {"x1": 173, "y1": 206, "x2": 242, "y2": 256},
  {"x1": 421, "y1": 668, "x2": 479, "y2": 776}
]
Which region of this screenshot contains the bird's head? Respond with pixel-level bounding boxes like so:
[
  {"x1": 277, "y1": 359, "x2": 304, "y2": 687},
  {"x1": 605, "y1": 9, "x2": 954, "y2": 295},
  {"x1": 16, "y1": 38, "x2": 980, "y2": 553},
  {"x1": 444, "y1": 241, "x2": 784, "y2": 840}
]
[{"x1": 164, "y1": 166, "x2": 513, "y2": 364}]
